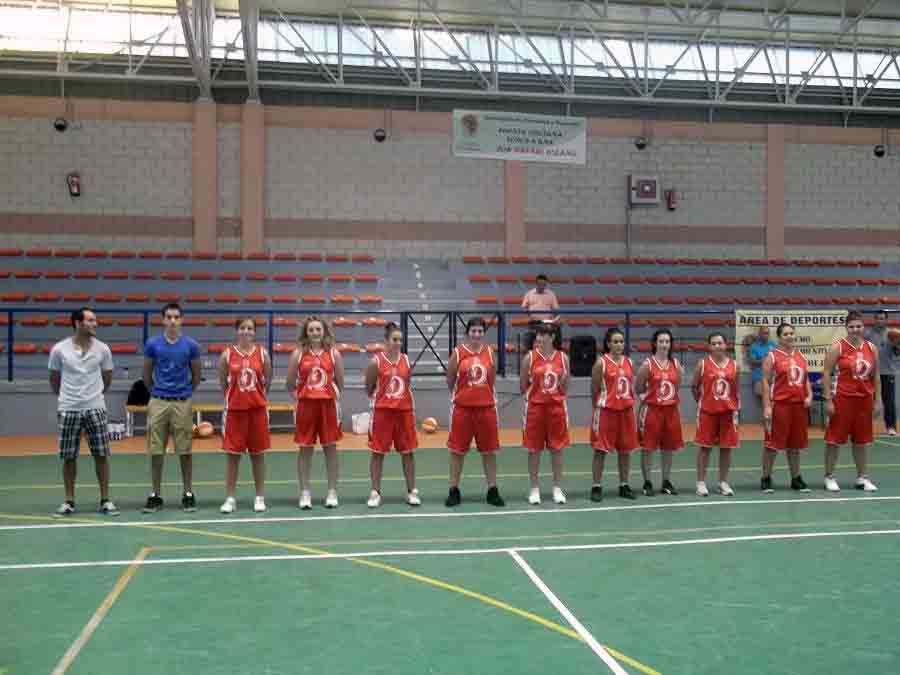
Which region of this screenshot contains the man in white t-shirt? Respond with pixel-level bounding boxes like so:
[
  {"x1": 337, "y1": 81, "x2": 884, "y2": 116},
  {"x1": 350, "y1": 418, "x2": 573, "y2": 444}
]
[{"x1": 48, "y1": 307, "x2": 118, "y2": 516}]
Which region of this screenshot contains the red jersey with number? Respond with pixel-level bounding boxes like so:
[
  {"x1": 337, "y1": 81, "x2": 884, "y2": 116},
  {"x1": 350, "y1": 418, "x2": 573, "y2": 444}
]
[
  {"x1": 643, "y1": 356, "x2": 680, "y2": 407},
  {"x1": 768, "y1": 348, "x2": 808, "y2": 403},
  {"x1": 833, "y1": 339, "x2": 877, "y2": 398},
  {"x1": 296, "y1": 348, "x2": 339, "y2": 400},
  {"x1": 452, "y1": 345, "x2": 496, "y2": 408},
  {"x1": 698, "y1": 356, "x2": 739, "y2": 414},
  {"x1": 595, "y1": 354, "x2": 635, "y2": 411},
  {"x1": 372, "y1": 352, "x2": 414, "y2": 411},
  {"x1": 224, "y1": 345, "x2": 268, "y2": 410},
  {"x1": 526, "y1": 349, "x2": 567, "y2": 405}
]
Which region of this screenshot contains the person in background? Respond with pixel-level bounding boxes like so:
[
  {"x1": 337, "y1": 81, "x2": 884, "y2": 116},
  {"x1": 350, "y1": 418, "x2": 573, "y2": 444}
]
[
  {"x1": 748, "y1": 326, "x2": 777, "y2": 406},
  {"x1": 521, "y1": 273, "x2": 561, "y2": 350},
  {"x1": 864, "y1": 310, "x2": 897, "y2": 436}
]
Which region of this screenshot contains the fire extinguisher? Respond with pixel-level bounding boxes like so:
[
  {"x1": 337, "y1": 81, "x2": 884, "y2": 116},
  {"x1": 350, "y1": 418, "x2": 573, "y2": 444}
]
[
  {"x1": 66, "y1": 171, "x2": 81, "y2": 198},
  {"x1": 665, "y1": 188, "x2": 677, "y2": 211}
]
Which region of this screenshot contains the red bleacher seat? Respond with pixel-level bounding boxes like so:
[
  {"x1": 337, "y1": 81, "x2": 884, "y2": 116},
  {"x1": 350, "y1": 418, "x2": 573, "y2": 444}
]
[
  {"x1": 218, "y1": 273, "x2": 242, "y2": 281},
  {"x1": 53, "y1": 316, "x2": 69, "y2": 327},
  {"x1": 685, "y1": 297, "x2": 709, "y2": 305},
  {"x1": 793, "y1": 259, "x2": 815, "y2": 267},
  {"x1": 247, "y1": 252, "x2": 271, "y2": 261},
  {"x1": 161, "y1": 272, "x2": 186, "y2": 281},
  {"x1": 609, "y1": 257, "x2": 630, "y2": 264},
  {"x1": 110, "y1": 250, "x2": 135, "y2": 259},
  {"x1": 74, "y1": 271, "x2": 97, "y2": 280},
  {"x1": 586, "y1": 257, "x2": 608, "y2": 264},
  {"x1": 836, "y1": 260, "x2": 858, "y2": 268},
  {"x1": 787, "y1": 277, "x2": 811, "y2": 285},
  {"x1": 125, "y1": 293, "x2": 150, "y2": 303},
  {"x1": 463, "y1": 256, "x2": 484, "y2": 264},
  {"x1": 331, "y1": 295, "x2": 355, "y2": 304},
  {"x1": 190, "y1": 272, "x2": 214, "y2": 281},
  {"x1": 469, "y1": 274, "x2": 492, "y2": 283},
  {"x1": 634, "y1": 297, "x2": 657, "y2": 305},
  {"x1": 835, "y1": 279, "x2": 857, "y2": 287},
  {"x1": 859, "y1": 260, "x2": 880, "y2": 268},
  {"x1": 475, "y1": 295, "x2": 498, "y2": 305},
  {"x1": 645, "y1": 276, "x2": 671, "y2": 285},
  {"x1": 109, "y1": 344, "x2": 138, "y2": 355},
  {"x1": 535, "y1": 256, "x2": 558, "y2": 264},
  {"x1": 138, "y1": 251, "x2": 163, "y2": 259},
  {"x1": 298, "y1": 273, "x2": 321, "y2": 283},
  {"x1": 273, "y1": 343, "x2": 295, "y2": 354},
  {"x1": 220, "y1": 252, "x2": 243, "y2": 261},
  {"x1": 770, "y1": 259, "x2": 789, "y2": 267},
  {"x1": 858, "y1": 297, "x2": 880, "y2": 306},
  {"x1": 53, "y1": 249, "x2": 80, "y2": 258},
  {"x1": 365, "y1": 342, "x2": 385, "y2": 353},
  {"x1": 558, "y1": 296, "x2": 580, "y2": 305},
  {"x1": 621, "y1": 275, "x2": 643, "y2": 284},
  {"x1": 573, "y1": 275, "x2": 594, "y2": 284},
  {"x1": 859, "y1": 279, "x2": 880, "y2": 287},
  {"x1": 497, "y1": 275, "x2": 519, "y2": 284},
  {"x1": 214, "y1": 293, "x2": 241, "y2": 303},
  {"x1": 329, "y1": 273, "x2": 353, "y2": 283},
  {"x1": 133, "y1": 272, "x2": 156, "y2": 281},
  {"x1": 487, "y1": 256, "x2": 509, "y2": 264},
  {"x1": 246, "y1": 273, "x2": 268, "y2": 282},
  {"x1": 212, "y1": 318, "x2": 235, "y2": 327},
  {"x1": 813, "y1": 279, "x2": 834, "y2": 287},
  {"x1": 595, "y1": 318, "x2": 622, "y2": 327},
  {"x1": 608, "y1": 296, "x2": 629, "y2": 304},
  {"x1": 832, "y1": 297, "x2": 857, "y2": 305},
  {"x1": 96, "y1": 318, "x2": 114, "y2": 327},
  {"x1": 549, "y1": 275, "x2": 570, "y2": 285},
  {"x1": 243, "y1": 294, "x2": 268, "y2": 303},
  {"x1": 0, "y1": 248, "x2": 23, "y2": 256},
  {"x1": 166, "y1": 252, "x2": 189, "y2": 259},
  {"x1": 81, "y1": 250, "x2": 107, "y2": 259},
  {"x1": 355, "y1": 274, "x2": 379, "y2": 283},
  {"x1": 700, "y1": 318, "x2": 728, "y2": 327},
  {"x1": 352, "y1": 254, "x2": 375, "y2": 263},
  {"x1": 13, "y1": 271, "x2": 40, "y2": 279},
  {"x1": 2, "y1": 292, "x2": 28, "y2": 302},
  {"x1": 21, "y1": 316, "x2": 49, "y2": 326},
  {"x1": 192, "y1": 252, "x2": 216, "y2": 260},
  {"x1": 272, "y1": 252, "x2": 297, "y2": 262},
  {"x1": 119, "y1": 317, "x2": 144, "y2": 327},
  {"x1": 511, "y1": 256, "x2": 532, "y2": 263},
  {"x1": 270, "y1": 273, "x2": 296, "y2": 283},
  {"x1": 272, "y1": 295, "x2": 298, "y2": 304},
  {"x1": 660, "y1": 296, "x2": 684, "y2": 305},
  {"x1": 882, "y1": 296, "x2": 900, "y2": 305},
  {"x1": 511, "y1": 317, "x2": 529, "y2": 327},
  {"x1": 0, "y1": 271, "x2": 9, "y2": 279},
  {"x1": 809, "y1": 297, "x2": 832, "y2": 306},
  {"x1": 813, "y1": 259, "x2": 837, "y2": 267},
  {"x1": 567, "y1": 318, "x2": 594, "y2": 327},
  {"x1": 596, "y1": 276, "x2": 618, "y2": 284},
  {"x1": 673, "y1": 318, "x2": 699, "y2": 327},
  {"x1": 582, "y1": 296, "x2": 607, "y2": 305},
  {"x1": 25, "y1": 248, "x2": 52, "y2": 257},
  {"x1": 34, "y1": 293, "x2": 60, "y2": 302},
  {"x1": 13, "y1": 343, "x2": 38, "y2": 354},
  {"x1": 150, "y1": 317, "x2": 163, "y2": 326},
  {"x1": 274, "y1": 317, "x2": 298, "y2": 327},
  {"x1": 63, "y1": 293, "x2": 90, "y2": 302},
  {"x1": 632, "y1": 257, "x2": 655, "y2": 264},
  {"x1": 185, "y1": 294, "x2": 210, "y2": 303},
  {"x1": 95, "y1": 294, "x2": 122, "y2": 303},
  {"x1": 333, "y1": 317, "x2": 359, "y2": 327},
  {"x1": 502, "y1": 296, "x2": 521, "y2": 305},
  {"x1": 734, "y1": 297, "x2": 760, "y2": 305},
  {"x1": 102, "y1": 271, "x2": 129, "y2": 280},
  {"x1": 336, "y1": 343, "x2": 361, "y2": 353},
  {"x1": 363, "y1": 317, "x2": 387, "y2": 327},
  {"x1": 701, "y1": 258, "x2": 725, "y2": 266},
  {"x1": 560, "y1": 256, "x2": 584, "y2": 264},
  {"x1": 208, "y1": 343, "x2": 228, "y2": 354},
  {"x1": 325, "y1": 255, "x2": 348, "y2": 263},
  {"x1": 155, "y1": 293, "x2": 181, "y2": 303},
  {"x1": 785, "y1": 298, "x2": 806, "y2": 305},
  {"x1": 521, "y1": 275, "x2": 537, "y2": 284},
  {"x1": 718, "y1": 276, "x2": 742, "y2": 285},
  {"x1": 301, "y1": 295, "x2": 325, "y2": 304}
]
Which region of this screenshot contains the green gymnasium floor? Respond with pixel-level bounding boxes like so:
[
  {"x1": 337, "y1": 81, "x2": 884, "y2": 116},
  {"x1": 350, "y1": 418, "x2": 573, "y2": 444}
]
[{"x1": 2, "y1": 439, "x2": 899, "y2": 675}]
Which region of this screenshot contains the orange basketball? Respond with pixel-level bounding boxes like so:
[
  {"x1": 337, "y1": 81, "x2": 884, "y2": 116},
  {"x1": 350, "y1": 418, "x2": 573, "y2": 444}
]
[
  {"x1": 421, "y1": 417, "x2": 439, "y2": 433},
  {"x1": 197, "y1": 421, "x2": 215, "y2": 438}
]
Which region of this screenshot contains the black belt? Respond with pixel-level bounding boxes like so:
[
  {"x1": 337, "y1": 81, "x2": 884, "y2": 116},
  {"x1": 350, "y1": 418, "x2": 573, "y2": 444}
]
[{"x1": 153, "y1": 396, "x2": 190, "y2": 402}]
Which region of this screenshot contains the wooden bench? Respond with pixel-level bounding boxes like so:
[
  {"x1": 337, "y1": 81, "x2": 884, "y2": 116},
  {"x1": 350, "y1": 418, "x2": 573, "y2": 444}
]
[{"x1": 125, "y1": 402, "x2": 295, "y2": 435}]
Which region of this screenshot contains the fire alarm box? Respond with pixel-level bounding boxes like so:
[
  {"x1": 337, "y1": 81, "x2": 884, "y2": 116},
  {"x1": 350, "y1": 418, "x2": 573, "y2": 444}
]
[{"x1": 628, "y1": 175, "x2": 659, "y2": 206}]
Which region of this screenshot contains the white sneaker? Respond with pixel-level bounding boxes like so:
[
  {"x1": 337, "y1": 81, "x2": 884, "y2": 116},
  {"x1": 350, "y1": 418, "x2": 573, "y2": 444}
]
[
  {"x1": 718, "y1": 481, "x2": 735, "y2": 497},
  {"x1": 552, "y1": 487, "x2": 567, "y2": 504},
  {"x1": 220, "y1": 496, "x2": 237, "y2": 514},
  {"x1": 367, "y1": 489, "x2": 382, "y2": 508},
  {"x1": 528, "y1": 488, "x2": 541, "y2": 505},
  {"x1": 856, "y1": 476, "x2": 879, "y2": 492},
  {"x1": 824, "y1": 475, "x2": 841, "y2": 492},
  {"x1": 325, "y1": 489, "x2": 339, "y2": 508},
  {"x1": 253, "y1": 496, "x2": 266, "y2": 512},
  {"x1": 888, "y1": 428, "x2": 897, "y2": 436},
  {"x1": 298, "y1": 491, "x2": 312, "y2": 510},
  {"x1": 695, "y1": 481, "x2": 709, "y2": 497},
  {"x1": 406, "y1": 489, "x2": 421, "y2": 506}
]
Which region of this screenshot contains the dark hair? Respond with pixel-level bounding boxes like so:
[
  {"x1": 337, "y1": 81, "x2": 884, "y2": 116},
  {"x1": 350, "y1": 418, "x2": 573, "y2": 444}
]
[
  {"x1": 602, "y1": 327, "x2": 625, "y2": 354},
  {"x1": 70, "y1": 306, "x2": 94, "y2": 330},
  {"x1": 298, "y1": 315, "x2": 335, "y2": 349},
  {"x1": 875, "y1": 310, "x2": 888, "y2": 320},
  {"x1": 846, "y1": 310, "x2": 865, "y2": 325},
  {"x1": 776, "y1": 322, "x2": 794, "y2": 338},
  {"x1": 384, "y1": 321, "x2": 402, "y2": 340},
  {"x1": 707, "y1": 332, "x2": 727, "y2": 345},
  {"x1": 466, "y1": 317, "x2": 487, "y2": 334},
  {"x1": 650, "y1": 328, "x2": 674, "y2": 361},
  {"x1": 534, "y1": 322, "x2": 556, "y2": 336},
  {"x1": 161, "y1": 302, "x2": 183, "y2": 318},
  {"x1": 234, "y1": 316, "x2": 256, "y2": 330},
  {"x1": 536, "y1": 273, "x2": 549, "y2": 282}
]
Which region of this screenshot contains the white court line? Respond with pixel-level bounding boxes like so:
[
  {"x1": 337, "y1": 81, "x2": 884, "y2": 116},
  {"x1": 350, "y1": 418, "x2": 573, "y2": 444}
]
[
  {"x1": 875, "y1": 439, "x2": 900, "y2": 448},
  {"x1": 1, "y1": 494, "x2": 899, "y2": 532},
  {"x1": 509, "y1": 549, "x2": 627, "y2": 674},
  {"x1": 1, "y1": 528, "x2": 899, "y2": 572}
]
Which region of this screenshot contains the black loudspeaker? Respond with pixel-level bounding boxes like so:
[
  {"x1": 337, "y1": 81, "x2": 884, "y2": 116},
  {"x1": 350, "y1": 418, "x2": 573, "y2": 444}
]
[{"x1": 569, "y1": 335, "x2": 597, "y2": 377}]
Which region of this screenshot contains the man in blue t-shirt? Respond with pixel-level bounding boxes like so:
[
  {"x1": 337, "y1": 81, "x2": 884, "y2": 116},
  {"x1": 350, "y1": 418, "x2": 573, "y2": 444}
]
[
  {"x1": 748, "y1": 326, "x2": 777, "y2": 403},
  {"x1": 142, "y1": 303, "x2": 201, "y2": 513}
]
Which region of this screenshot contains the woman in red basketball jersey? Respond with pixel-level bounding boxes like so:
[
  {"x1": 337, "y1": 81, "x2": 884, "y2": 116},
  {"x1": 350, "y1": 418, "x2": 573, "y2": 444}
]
[
  {"x1": 691, "y1": 332, "x2": 739, "y2": 497},
  {"x1": 590, "y1": 327, "x2": 638, "y2": 501},
  {"x1": 445, "y1": 317, "x2": 505, "y2": 508},
  {"x1": 365, "y1": 322, "x2": 419, "y2": 508},
  {"x1": 218, "y1": 317, "x2": 272, "y2": 514},
  {"x1": 287, "y1": 316, "x2": 344, "y2": 509},
  {"x1": 635, "y1": 329, "x2": 684, "y2": 497},
  {"x1": 520, "y1": 323, "x2": 570, "y2": 505},
  {"x1": 822, "y1": 311, "x2": 882, "y2": 492},
  {"x1": 760, "y1": 322, "x2": 812, "y2": 493}
]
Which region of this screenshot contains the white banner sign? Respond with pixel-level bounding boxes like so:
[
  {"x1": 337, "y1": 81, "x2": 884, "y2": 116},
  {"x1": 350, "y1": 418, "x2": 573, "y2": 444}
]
[
  {"x1": 452, "y1": 109, "x2": 587, "y2": 165},
  {"x1": 735, "y1": 309, "x2": 848, "y2": 373}
]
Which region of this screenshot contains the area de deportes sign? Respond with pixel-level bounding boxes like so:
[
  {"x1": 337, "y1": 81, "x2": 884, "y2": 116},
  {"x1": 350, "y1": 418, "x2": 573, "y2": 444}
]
[
  {"x1": 451, "y1": 110, "x2": 587, "y2": 165},
  {"x1": 734, "y1": 309, "x2": 849, "y2": 373}
]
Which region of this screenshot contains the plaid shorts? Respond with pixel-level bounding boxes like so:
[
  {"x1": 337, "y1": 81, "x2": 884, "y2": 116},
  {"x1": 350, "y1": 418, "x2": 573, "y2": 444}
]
[{"x1": 57, "y1": 409, "x2": 111, "y2": 460}]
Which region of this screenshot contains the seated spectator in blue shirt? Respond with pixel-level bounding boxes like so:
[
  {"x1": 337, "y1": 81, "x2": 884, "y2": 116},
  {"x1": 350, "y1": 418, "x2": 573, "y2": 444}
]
[{"x1": 748, "y1": 326, "x2": 777, "y2": 401}]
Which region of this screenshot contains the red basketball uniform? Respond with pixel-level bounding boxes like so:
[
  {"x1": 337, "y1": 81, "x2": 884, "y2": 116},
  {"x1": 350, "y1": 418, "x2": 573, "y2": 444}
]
[
  {"x1": 765, "y1": 348, "x2": 809, "y2": 451},
  {"x1": 222, "y1": 345, "x2": 271, "y2": 454},
  {"x1": 448, "y1": 345, "x2": 500, "y2": 455},
  {"x1": 825, "y1": 339, "x2": 877, "y2": 446},
  {"x1": 591, "y1": 354, "x2": 638, "y2": 453},
  {"x1": 368, "y1": 352, "x2": 418, "y2": 454},
  {"x1": 294, "y1": 348, "x2": 342, "y2": 446},
  {"x1": 522, "y1": 349, "x2": 570, "y2": 453},
  {"x1": 695, "y1": 356, "x2": 740, "y2": 449},
  {"x1": 638, "y1": 357, "x2": 684, "y2": 452}
]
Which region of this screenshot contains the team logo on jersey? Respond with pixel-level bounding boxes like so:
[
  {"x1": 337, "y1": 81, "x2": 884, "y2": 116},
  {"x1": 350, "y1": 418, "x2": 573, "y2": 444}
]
[
  {"x1": 788, "y1": 362, "x2": 805, "y2": 386},
  {"x1": 853, "y1": 355, "x2": 872, "y2": 380},
  {"x1": 307, "y1": 366, "x2": 328, "y2": 390},
  {"x1": 657, "y1": 378, "x2": 675, "y2": 403},
  {"x1": 542, "y1": 370, "x2": 559, "y2": 394},
  {"x1": 468, "y1": 361, "x2": 488, "y2": 386},
  {"x1": 616, "y1": 376, "x2": 632, "y2": 400},
  {"x1": 386, "y1": 375, "x2": 406, "y2": 398},
  {"x1": 238, "y1": 367, "x2": 258, "y2": 392},
  {"x1": 713, "y1": 377, "x2": 730, "y2": 401}
]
